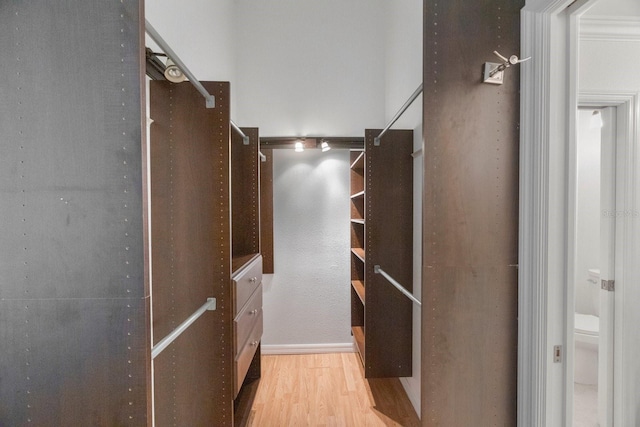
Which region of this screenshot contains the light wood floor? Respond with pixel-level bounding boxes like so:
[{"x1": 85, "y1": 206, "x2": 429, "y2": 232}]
[{"x1": 247, "y1": 353, "x2": 420, "y2": 426}]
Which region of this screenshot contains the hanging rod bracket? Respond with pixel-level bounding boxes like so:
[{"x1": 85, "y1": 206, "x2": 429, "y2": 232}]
[
  {"x1": 374, "y1": 136, "x2": 381, "y2": 146},
  {"x1": 205, "y1": 297, "x2": 217, "y2": 310},
  {"x1": 230, "y1": 119, "x2": 250, "y2": 144},
  {"x1": 483, "y1": 51, "x2": 531, "y2": 85},
  {"x1": 483, "y1": 62, "x2": 505, "y2": 85},
  {"x1": 205, "y1": 96, "x2": 215, "y2": 109}
]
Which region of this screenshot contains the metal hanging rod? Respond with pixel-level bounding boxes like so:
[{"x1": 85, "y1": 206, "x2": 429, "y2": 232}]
[
  {"x1": 374, "y1": 83, "x2": 423, "y2": 146},
  {"x1": 231, "y1": 120, "x2": 250, "y2": 145},
  {"x1": 151, "y1": 297, "x2": 217, "y2": 359},
  {"x1": 145, "y1": 20, "x2": 216, "y2": 108},
  {"x1": 374, "y1": 265, "x2": 421, "y2": 307}
]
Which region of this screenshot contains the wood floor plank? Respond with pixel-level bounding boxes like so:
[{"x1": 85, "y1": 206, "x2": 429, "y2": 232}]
[{"x1": 248, "y1": 353, "x2": 420, "y2": 426}]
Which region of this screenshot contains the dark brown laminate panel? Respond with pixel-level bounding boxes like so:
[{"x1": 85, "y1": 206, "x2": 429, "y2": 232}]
[
  {"x1": 150, "y1": 81, "x2": 233, "y2": 426},
  {"x1": 232, "y1": 127, "x2": 260, "y2": 263},
  {"x1": 364, "y1": 129, "x2": 414, "y2": 378},
  {"x1": 422, "y1": 0, "x2": 521, "y2": 424},
  {"x1": 259, "y1": 148, "x2": 275, "y2": 273},
  {"x1": 0, "y1": 1, "x2": 149, "y2": 424}
]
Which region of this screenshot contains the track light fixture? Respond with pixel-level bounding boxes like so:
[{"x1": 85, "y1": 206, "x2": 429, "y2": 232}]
[
  {"x1": 164, "y1": 58, "x2": 187, "y2": 83},
  {"x1": 321, "y1": 141, "x2": 331, "y2": 152},
  {"x1": 294, "y1": 141, "x2": 304, "y2": 152}
]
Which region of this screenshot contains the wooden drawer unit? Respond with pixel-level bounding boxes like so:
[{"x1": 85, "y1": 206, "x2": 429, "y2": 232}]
[
  {"x1": 234, "y1": 283, "x2": 263, "y2": 354},
  {"x1": 232, "y1": 255, "x2": 263, "y2": 315},
  {"x1": 234, "y1": 309, "x2": 263, "y2": 396},
  {"x1": 232, "y1": 254, "x2": 263, "y2": 398}
]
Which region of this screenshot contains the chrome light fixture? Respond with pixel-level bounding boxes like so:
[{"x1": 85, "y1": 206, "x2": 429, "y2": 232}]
[
  {"x1": 321, "y1": 141, "x2": 331, "y2": 152},
  {"x1": 294, "y1": 141, "x2": 304, "y2": 152},
  {"x1": 164, "y1": 58, "x2": 187, "y2": 83}
]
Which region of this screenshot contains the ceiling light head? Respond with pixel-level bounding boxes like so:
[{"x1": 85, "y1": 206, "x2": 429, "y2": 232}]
[
  {"x1": 321, "y1": 141, "x2": 331, "y2": 152},
  {"x1": 164, "y1": 58, "x2": 186, "y2": 83},
  {"x1": 294, "y1": 141, "x2": 304, "y2": 152}
]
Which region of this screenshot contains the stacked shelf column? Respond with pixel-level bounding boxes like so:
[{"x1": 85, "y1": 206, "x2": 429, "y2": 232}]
[
  {"x1": 350, "y1": 129, "x2": 413, "y2": 378},
  {"x1": 350, "y1": 150, "x2": 366, "y2": 360}
]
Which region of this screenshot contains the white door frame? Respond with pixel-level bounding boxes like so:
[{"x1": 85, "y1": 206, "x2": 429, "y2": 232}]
[
  {"x1": 519, "y1": 1, "x2": 581, "y2": 425},
  {"x1": 520, "y1": 0, "x2": 640, "y2": 424},
  {"x1": 577, "y1": 93, "x2": 637, "y2": 427}
]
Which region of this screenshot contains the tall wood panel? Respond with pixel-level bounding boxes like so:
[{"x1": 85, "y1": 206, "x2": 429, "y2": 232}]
[
  {"x1": 0, "y1": 1, "x2": 149, "y2": 425},
  {"x1": 259, "y1": 149, "x2": 275, "y2": 274},
  {"x1": 350, "y1": 130, "x2": 413, "y2": 378},
  {"x1": 150, "y1": 81, "x2": 233, "y2": 425},
  {"x1": 232, "y1": 127, "x2": 260, "y2": 270},
  {"x1": 422, "y1": 0, "x2": 522, "y2": 424}
]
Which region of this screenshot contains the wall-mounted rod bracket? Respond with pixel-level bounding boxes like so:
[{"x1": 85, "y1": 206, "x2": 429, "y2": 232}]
[
  {"x1": 231, "y1": 120, "x2": 250, "y2": 145},
  {"x1": 375, "y1": 83, "x2": 423, "y2": 146},
  {"x1": 151, "y1": 297, "x2": 217, "y2": 359},
  {"x1": 374, "y1": 265, "x2": 422, "y2": 307},
  {"x1": 483, "y1": 51, "x2": 531, "y2": 85},
  {"x1": 145, "y1": 19, "x2": 216, "y2": 108}
]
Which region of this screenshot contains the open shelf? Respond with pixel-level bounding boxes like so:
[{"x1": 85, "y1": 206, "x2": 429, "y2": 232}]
[
  {"x1": 232, "y1": 253, "x2": 260, "y2": 275},
  {"x1": 350, "y1": 151, "x2": 365, "y2": 170},
  {"x1": 351, "y1": 247, "x2": 365, "y2": 262},
  {"x1": 351, "y1": 280, "x2": 365, "y2": 304}
]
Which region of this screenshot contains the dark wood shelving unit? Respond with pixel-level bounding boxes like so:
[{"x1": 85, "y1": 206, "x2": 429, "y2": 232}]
[{"x1": 350, "y1": 130, "x2": 413, "y2": 378}]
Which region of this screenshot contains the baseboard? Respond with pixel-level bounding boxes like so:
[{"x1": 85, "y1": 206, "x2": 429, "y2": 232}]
[{"x1": 261, "y1": 343, "x2": 356, "y2": 355}]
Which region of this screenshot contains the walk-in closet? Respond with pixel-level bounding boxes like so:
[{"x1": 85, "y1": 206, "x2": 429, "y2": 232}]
[{"x1": 2, "y1": 0, "x2": 523, "y2": 425}]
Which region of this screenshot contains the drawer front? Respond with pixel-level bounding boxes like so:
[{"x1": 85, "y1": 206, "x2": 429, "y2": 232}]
[
  {"x1": 234, "y1": 283, "x2": 263, "y2": 354},
  {"x1": 232, "y1": 255, "x2": 263, "y2": 315},
  {"x1": 234, "y1": 315, "x2": 263, "y2": 396}
]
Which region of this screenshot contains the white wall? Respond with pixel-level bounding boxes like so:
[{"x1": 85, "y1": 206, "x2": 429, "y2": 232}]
[
  {"x1": 261, "y1": 149, "x2": 352, "y2": 352},
  {"x1": 233, "y1": 0, "x2": 386, "y2": 136},
  {"x1": 145, "y1": 0, "x2": 237, "y2": 115},
  {"x1": 383, "y1": 0, "x2": 423, "y2": 415}
]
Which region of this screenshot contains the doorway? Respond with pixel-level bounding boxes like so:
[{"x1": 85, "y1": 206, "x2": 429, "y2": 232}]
[
  {"x1": 570, "y1": 106, "x2": 617, "y2": 426},
  {"x1": 520, "y1": 0, "x2": 640, "y2": 425}
]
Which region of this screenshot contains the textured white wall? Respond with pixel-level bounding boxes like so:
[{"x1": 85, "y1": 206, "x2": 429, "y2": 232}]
[
  {"x1": 233, "y1": 0, "x2": 386, "y2": 136},
  {"x1": 261, "y1": 149, "x2": 352, "y2": 349}
]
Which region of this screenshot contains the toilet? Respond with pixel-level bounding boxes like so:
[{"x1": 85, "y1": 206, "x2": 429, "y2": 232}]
[{"x1": 574, "y1": 312, "x2": 600, "y2": 385}]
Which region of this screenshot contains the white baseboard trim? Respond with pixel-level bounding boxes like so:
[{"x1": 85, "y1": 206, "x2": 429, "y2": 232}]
[{"x1": 261, "y1": 343, "x2": 356, "y2": 355}]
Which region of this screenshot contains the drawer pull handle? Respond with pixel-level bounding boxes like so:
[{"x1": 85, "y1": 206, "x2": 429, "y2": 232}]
[
  {"x1": 250, "y1": 309, "x2": 259, "y2": 315},
  {"x1": 251, "y1": 340, "x2": 259, "y2": 346},
  {"x1": 249, "y1": 277, "x2": 258, "y2": 284}
]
